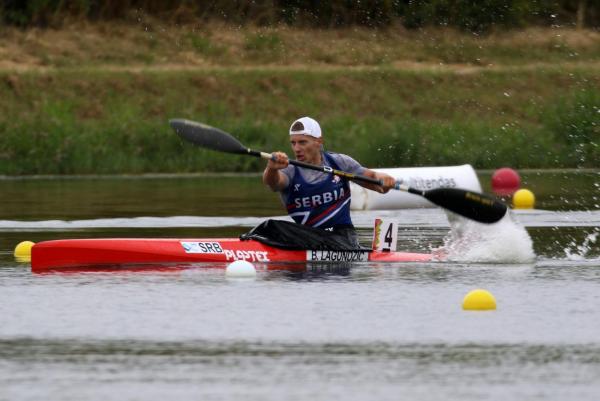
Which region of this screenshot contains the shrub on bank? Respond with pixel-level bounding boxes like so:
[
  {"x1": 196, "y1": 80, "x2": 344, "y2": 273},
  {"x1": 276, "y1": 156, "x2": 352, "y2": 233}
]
[
  {"x1": 546, "y1": 86, "x2": 600, "y2": 167},
  {"x1": 0, "y1": 68, "x2": 596, "y2": 174},
  {"x1": 1, "y1": 1, "x2": 597, "y2": 30}
]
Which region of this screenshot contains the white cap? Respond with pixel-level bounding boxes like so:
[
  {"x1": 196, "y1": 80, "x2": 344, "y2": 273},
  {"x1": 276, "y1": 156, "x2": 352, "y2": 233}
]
[{"x1": 289, "y1": 117, "x2": 321, "y2": 138}]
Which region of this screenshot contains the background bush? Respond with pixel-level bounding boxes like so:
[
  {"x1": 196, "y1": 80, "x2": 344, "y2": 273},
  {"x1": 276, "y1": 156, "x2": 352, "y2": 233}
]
[
  {"x1": 1, "y1": 0, "x2": 598, "y2": 31},
  {"x1": 546, "y1": 86, "x2": 600, "y2": 167}
]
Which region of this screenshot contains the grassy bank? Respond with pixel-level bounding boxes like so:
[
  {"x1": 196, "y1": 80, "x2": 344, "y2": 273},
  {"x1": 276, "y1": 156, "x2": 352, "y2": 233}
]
[
  {"x1": 0, "y1": 24, "x2": 598, "y2": 174},
  {"x1": 1, "y1": 67, "x2": 598, "y2": 174},
  {"x1": 2, "y1": 23, "x2": 600, "y2": 69}
]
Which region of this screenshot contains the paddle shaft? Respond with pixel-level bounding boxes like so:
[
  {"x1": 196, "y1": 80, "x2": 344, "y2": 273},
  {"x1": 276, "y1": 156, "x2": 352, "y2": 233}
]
[
  {"x1": 170, "y1": 118, "x2": 508, "y2": 223},
  {"x1": 254, "y1": 148, "x2": 507, "y2": 223},
  {"x1": 253, "y1": 150, "x2": 501, "y2": 201}
]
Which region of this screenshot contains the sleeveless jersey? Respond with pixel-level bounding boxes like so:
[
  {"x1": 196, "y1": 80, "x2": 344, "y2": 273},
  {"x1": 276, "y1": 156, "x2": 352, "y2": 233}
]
[{"x1": 284, "y1": 152, "x2": 353, "y2": 229}]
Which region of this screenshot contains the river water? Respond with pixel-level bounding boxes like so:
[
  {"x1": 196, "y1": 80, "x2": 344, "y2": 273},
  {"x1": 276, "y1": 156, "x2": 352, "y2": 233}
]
[{"x1": 1, "y1": 170, "x2": 599, "y2": 401}]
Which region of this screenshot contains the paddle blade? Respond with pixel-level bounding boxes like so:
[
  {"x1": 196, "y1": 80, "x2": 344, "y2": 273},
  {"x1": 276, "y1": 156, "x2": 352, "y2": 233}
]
[
  {"x1": 421, "y1": 188, "x2": 508, "y2": 224},
  {"x1": 169, "y1": 119, "x2": 247, "y2": 155}
]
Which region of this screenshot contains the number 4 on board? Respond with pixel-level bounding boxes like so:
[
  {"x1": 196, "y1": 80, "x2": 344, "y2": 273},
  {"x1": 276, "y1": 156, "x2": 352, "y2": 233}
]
[{"x1": 371, "y1": 218, "x2": 398, "y2": 252}]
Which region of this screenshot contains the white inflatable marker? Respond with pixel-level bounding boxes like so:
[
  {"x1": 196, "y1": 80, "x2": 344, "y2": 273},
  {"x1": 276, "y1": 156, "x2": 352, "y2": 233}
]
[
  {"x1": 351, "y1": 164, "x2": 482, "y2": 210},
  {"x1": 225, "y1": 260, "x2": 257, "y2": 278}
]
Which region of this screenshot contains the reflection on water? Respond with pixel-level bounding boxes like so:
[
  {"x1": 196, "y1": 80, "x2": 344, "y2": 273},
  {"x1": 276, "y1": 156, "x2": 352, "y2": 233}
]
[
  {"x1": 0, "y1": 174, "x2": 280, "y2": 220},
  {"x1": 530, "y1": 227, "x2": 600, "y2": 260},
  {"x1": 1, "y1": 170, "x2": 598, "y2": 222}
]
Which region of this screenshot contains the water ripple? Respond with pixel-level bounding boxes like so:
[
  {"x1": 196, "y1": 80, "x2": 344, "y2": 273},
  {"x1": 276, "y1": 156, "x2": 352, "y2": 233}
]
[{"x1": 0, "y1": 209, "x2": 598, "y2": 231}]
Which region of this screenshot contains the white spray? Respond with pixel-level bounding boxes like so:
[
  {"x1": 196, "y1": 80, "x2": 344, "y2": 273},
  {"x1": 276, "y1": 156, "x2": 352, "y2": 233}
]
[
  {"x1": 564, "y1": 229, "x2": 599, "y2": 261},
  {"x1": 434, "y1": 211, "x2": 536, "y2": 264}
]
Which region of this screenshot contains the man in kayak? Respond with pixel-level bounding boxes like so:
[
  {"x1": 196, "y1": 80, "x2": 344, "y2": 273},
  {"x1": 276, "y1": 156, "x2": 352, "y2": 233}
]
[{"x1": 262, "y1": 116, "x2": 396, "y2": 247}]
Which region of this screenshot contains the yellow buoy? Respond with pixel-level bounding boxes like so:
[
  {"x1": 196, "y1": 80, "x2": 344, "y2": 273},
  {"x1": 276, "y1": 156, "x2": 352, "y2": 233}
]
[
  {"x1": 512, "y1": 188, "x2": 535, "y2": 209},
  {"x1": 462, "y1": 289, "x2": 497, "y2": 311},
  {"x1": 14, "y1": 240, "x2": 35, "y2": 262}
]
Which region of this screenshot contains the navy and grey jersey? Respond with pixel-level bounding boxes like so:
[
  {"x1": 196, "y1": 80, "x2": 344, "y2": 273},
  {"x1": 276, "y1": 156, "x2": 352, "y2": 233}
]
[{"x1": 279, "y1": 152, "x2": 365, "y2": 229}]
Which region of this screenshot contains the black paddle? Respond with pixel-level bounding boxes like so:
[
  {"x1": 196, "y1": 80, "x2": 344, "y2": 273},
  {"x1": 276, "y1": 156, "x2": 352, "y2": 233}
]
[{"x1": 169, "y1": 119, "x2": 507, "y2": 224}]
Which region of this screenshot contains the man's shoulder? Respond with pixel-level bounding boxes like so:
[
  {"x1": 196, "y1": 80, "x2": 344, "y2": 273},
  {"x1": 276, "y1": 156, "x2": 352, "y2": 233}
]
[
  {"x1": 324, "y1": 151, "x2": 365, "y2": 173},
  {"x1": 325, "y1": 151, "x2": 360, "y2": 164},
  {"x1": 281, "y1": 165, "x2": 295, "y2": 176},
  {"x1": 325, "y1": 151, "x2": 351, "y2": 161},
  {"x1": 277, "y1": 165, "x2": 294, "y2": 190}
]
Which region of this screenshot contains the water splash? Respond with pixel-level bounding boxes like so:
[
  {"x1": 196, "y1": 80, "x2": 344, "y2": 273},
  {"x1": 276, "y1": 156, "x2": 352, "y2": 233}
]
[
  {"x1": 434, "y1": 211, "x2": 535, "y2": 264},
  {"x1": 564, "y1": 228, "x2": 599, "y2": 261}
]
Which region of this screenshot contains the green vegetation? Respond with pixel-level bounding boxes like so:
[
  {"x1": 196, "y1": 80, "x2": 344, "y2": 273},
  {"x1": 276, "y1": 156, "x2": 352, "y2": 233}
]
[
  {"x1": 0, "y1": 19, "x2": 598, "y2": 175},
  {"x1": 1, "y1": 1, "x2": 598, "y2": 31},
  {"x1": 2, "y1": 22, "x2": 599, "y2": 68},
  {"x1": 1, "y1": 66, "x2": 597, "y2": 174},
  {"x1": 547, "y1": 87, "x2": 600, "y2": 165}
]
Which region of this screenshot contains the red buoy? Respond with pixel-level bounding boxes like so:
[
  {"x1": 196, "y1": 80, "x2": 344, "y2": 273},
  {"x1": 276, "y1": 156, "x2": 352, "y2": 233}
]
[{"x1": 491, "y1": 167, "x2": 520, "y2": 196}]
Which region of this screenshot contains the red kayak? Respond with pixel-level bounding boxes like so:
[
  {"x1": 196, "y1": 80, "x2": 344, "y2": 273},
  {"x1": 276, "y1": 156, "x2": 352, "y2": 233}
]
[{"x1": 31, "y1": 238, "x2": 432, "y2": 272}]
